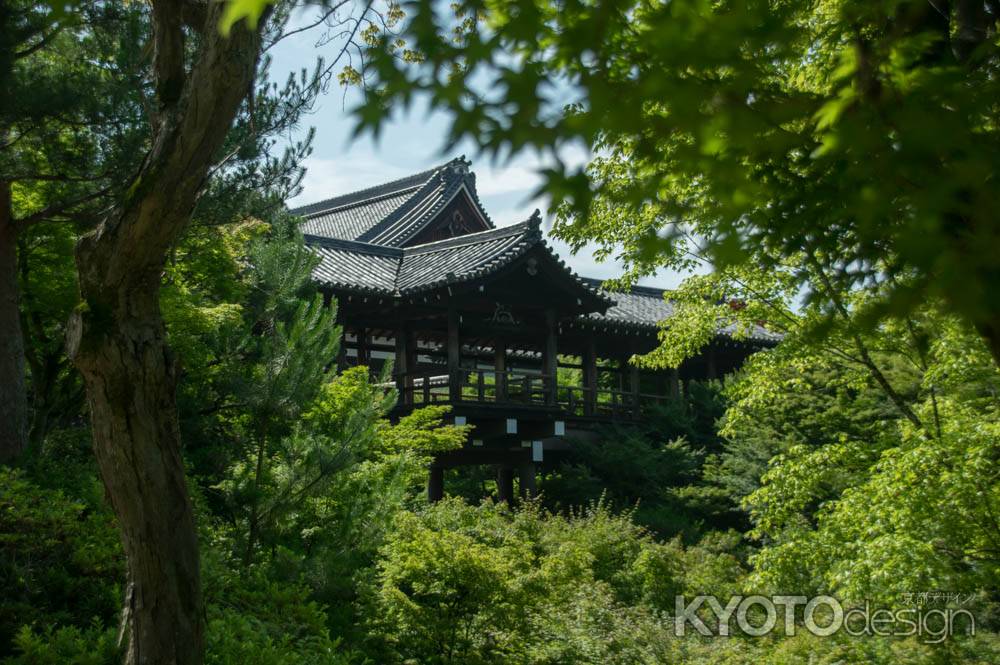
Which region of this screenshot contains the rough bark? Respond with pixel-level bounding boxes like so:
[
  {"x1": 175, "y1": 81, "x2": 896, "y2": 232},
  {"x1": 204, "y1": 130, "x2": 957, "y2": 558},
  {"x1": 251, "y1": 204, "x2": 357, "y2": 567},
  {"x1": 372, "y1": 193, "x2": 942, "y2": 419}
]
[
  {"x1": 65, "y1": 4, "x2": 264, "y2": 663},
  {"x1": 0, "y1": 180, "x2": 29, "y2": 463}
]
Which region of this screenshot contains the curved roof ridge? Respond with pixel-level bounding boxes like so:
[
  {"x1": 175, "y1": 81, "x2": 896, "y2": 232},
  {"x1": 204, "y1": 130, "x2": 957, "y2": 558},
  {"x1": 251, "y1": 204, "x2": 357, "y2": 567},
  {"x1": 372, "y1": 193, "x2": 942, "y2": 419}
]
[
  {"x1": 359, "y1": 159, "x2": 495, "y2": 246},
  {"x1": 290, "y1": 156, "x2": 470, "y2": 218},
  {"x1": 302, "y1": 234, "x2": 403, "y2": 258},
  {"x1": 401, "y1": 212, "x2": 541, "y2": 255},
  {"x1": 392, "y1": 211, "x2": 609, "y2": 308},
  {"x1": 356, "y1": 167, "x2": 453, "y2": 244}
]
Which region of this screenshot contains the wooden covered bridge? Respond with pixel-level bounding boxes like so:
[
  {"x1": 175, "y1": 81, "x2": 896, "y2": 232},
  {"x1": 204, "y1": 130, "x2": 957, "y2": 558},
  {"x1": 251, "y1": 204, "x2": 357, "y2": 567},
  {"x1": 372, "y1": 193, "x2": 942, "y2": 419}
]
[{"x1": 292, "y1": 157, "x2": 775, "y2": 501}]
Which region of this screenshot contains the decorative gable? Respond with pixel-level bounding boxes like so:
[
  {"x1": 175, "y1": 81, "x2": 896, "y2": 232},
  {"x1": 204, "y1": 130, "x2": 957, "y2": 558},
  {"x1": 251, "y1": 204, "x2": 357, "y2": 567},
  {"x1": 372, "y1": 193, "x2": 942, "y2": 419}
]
[{"x1": 403, "y1": 189, "x2": 491, "y2": 246}]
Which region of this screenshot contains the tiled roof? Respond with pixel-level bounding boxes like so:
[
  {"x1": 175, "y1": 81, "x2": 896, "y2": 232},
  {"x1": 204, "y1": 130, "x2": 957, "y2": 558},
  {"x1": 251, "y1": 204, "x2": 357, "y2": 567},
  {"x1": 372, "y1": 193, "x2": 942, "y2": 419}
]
[
  {"x1": 291, "y1": 157, "x2": 495, "y2": 245},
  {"x1": 308, "y1": 239, "x2": 401, "y2": 293},
  {"x1": 300, "y1": 190, "x2": 414, "y2": 240},
  {"x1": 576, "y1": 278, "x2": 780, "y2": 341},
  {"x1": 396, "y1": 221, "x2": 540, "y2": 292},
  {"x1": 306, "y1": 213, "x2": 609, "y2": 307},
  {"x1": 580, "y1": 280, "x2": 676, "y2": 328},
  {"x1": 291, "y1": 165, "x2": 438, "y2": 219},
  {"x1": 294, "y1": 160, "x2": 778, "y2": 341}
]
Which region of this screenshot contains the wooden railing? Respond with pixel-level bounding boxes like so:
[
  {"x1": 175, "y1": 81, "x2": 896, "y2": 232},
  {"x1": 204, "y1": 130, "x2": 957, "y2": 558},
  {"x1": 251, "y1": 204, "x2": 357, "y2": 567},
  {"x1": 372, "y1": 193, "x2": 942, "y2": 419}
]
[
  {"x1": 399, "y1": 371, "x2": 450, "y2": 405},
  {"x1": 396, "y1": 368, "x2": 670, "y2": 420},
  {"x1": 398, "y1": 369, "x2": 555, "y2": 406}
]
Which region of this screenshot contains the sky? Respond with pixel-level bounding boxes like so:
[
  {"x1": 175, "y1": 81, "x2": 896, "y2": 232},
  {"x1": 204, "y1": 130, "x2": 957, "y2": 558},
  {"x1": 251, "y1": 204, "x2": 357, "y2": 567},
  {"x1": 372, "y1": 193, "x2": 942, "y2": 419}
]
[{"x1": 266, "y1": 8, "x2": 685, "y2": 288}]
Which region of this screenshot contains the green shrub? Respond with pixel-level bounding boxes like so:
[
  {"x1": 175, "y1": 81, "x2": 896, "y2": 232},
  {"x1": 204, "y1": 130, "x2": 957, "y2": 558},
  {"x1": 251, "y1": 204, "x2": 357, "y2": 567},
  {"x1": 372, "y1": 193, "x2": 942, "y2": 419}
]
[
  {"x1": 201, "y1": 550, "x2": 354, "y2": 665},
  {"x1": 5, "y1": 625, "x2": 119, "y2": 665},
  {"x1": 0, "y1": 468, "x2": 122, "y2": 658},
  {"x1": 357, "y1": 499, "x2": 694, "y2": 664}
]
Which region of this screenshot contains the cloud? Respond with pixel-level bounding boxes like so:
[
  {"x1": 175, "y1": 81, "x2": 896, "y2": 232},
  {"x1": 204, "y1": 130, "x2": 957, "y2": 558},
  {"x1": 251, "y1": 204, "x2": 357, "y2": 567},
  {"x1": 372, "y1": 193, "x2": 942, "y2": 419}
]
[
  {"x1": 289, "y1": 155, "x2": 416, "y2": 207},
  {"x1": 473, "y1": 165, "x2": 544, "y2": 198},
  {"x1": 472, "y1": 144, "x2": 591, "y2": 198}
]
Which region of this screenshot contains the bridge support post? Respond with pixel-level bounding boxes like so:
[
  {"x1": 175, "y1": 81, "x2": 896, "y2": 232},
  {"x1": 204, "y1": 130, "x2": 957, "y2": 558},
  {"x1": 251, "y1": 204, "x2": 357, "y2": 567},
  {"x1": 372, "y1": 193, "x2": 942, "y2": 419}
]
[
  {"x1": 428, "y1": 465, "x2": 444, "y2": 503},
  {"x1": 518, "y1": 462, "x2": 536, "y2": 499},
  {"x1": 496, "y1": 464, "x2": 515, "y2": 504}
]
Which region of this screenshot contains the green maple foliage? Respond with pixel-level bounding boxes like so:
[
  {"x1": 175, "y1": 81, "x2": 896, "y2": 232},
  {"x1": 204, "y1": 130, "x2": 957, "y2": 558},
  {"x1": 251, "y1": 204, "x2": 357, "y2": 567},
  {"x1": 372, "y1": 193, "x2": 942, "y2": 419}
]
[{"x1": 357, "y1": 0, "x2": 1000, "y2": 365}]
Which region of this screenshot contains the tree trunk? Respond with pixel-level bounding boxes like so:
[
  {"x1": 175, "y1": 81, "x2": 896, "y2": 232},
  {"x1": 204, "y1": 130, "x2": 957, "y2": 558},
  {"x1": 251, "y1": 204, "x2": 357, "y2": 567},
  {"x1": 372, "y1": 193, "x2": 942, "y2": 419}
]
[
  {"x1": 68, "y1": 285, "x2": 202, "y2": 664},
  {"x1": 243, "y1": 424, "x2": 269, "y2": 568},
  {"x1": 65, "y1": 4, "x2": 265, "y2": 662},
  {"x1": 0, "y1": 180, "x2": 28, "y2": 464},
  {"x1": 23, "y1": 344, "x2": 55, "y2": 454}
]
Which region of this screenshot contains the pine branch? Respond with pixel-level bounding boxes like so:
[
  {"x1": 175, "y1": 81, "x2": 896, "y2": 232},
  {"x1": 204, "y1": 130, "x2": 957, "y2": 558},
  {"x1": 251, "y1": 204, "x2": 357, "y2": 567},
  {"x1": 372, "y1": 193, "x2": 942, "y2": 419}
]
[{"x1": 14, "y1": 187, "x2": 110, "y2": 232}]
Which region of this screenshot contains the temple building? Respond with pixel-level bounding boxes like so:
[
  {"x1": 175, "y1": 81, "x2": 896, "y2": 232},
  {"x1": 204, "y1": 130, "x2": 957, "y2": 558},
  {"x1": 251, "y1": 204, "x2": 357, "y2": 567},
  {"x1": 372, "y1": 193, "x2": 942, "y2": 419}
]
[{"x1": 291, "y1": 157, "x2": 775, "y2": 501}]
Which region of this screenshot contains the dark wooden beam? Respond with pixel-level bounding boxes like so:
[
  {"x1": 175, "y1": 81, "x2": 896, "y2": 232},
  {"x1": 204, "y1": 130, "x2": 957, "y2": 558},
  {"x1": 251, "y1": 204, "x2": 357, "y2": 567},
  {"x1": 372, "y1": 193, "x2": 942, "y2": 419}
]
[
  {"x1": 395, "y1": 326, "x2": 411, "y2": 404},
  {"x1": 494, "y1": 337, "x2": 507, "y2": 402},
  {"x1": 433, "y1": 446, "x2": 530, "y2": 468},
  {"x1": 517, "y1": 420, "x2": 564, "y2": 439},
  {"x1": 543, "y1": 308, "x2": 557, "y2": 406}
]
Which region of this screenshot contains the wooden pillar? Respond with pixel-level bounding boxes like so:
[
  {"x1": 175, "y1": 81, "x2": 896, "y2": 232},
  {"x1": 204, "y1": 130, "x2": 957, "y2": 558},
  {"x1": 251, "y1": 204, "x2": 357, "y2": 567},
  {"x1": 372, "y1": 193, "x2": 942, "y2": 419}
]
[
  {"x1": 496, "y1": 465, "x2": 515, "y2": 504},
  {"x1": 336, "y1": 327, "x2": 348, "y2": 372},
  {"x1": 583, "y1": 338, "x2": 597, "y2": 416},
  {"x1": 428, "y1": 465, "x2": 444, "y2": 503},
  {"x1": 447, "y1": 306, "x2": 460, "y2": 401},
  {"x1": 518, "y1": 462, "x2": 537, "y2": 499},
  {"x1": 542, "y1": 308, "x2": 557, "y2": 406},
  {"x1": 494, "y1": 337, "x2": 507, "y2": 402},
  {"x1": 356, "y1": 327, "x2": 369, "y2": 367},
  {"x1": 394, "y1": 327, "x2": 410, "y2": 404},
  {"x1": 406, "y1": 331, "x2": 417, "y2": 384},
  {"x1": 629, "y1": 352, "x2": 641, "y2": 419},
  {"x1": 669, "y1": 367, "x2": 681, "y2": 400}
]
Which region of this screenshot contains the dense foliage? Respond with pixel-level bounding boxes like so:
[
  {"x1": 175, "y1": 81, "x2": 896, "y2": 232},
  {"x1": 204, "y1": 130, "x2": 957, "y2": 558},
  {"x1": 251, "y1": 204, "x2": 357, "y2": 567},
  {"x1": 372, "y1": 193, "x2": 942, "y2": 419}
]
[
  {"x1": 5, "y1": 217, "x2": 1000, "y2": 663},
  {"x1": 358, "y1": 0, "x2": 1000, "y2": 364}
]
